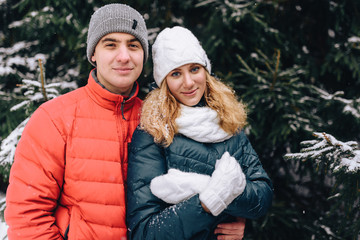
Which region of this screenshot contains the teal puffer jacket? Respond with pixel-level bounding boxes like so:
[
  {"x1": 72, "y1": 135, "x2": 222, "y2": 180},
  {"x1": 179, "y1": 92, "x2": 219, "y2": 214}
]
[{"x1": 127, "y1": 128, "x2": 273, "y2": 240}]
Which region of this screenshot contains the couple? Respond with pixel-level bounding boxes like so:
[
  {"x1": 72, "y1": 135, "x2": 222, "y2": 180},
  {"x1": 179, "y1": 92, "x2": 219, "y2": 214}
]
[{"x1": 5, "y1": 3, "x2": 273, "y2": 240}]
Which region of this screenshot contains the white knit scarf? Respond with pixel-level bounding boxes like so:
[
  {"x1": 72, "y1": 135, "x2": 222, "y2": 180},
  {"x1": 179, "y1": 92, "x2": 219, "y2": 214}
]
[{"x1": 175, "y1": 105, "x2": 232, "y2": 143}]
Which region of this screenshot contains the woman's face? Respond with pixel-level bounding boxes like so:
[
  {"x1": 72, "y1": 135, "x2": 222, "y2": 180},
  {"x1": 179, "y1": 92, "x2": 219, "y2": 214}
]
[{"x1": 166, "y1": 63, "x2": 207, "y2": 106}]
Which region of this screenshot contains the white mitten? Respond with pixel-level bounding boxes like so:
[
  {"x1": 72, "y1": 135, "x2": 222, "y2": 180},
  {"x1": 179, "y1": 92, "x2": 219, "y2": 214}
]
[
  {"x1": 199, "y1": 152, "x2": 246, "y2": 216},
  {"x1": 150, "y1": 168, "x2": 211, "y2": 204}
]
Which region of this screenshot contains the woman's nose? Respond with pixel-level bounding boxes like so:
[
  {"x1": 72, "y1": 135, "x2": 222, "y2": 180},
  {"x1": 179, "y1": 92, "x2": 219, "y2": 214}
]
[{"x1": 183, "y1": 72, "x2": 195, "y2": 88}]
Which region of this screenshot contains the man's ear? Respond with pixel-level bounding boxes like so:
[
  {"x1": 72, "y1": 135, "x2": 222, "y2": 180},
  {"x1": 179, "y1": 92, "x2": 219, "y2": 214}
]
[{"x1": 91, "y1": 55, "x2": 96, "y2": 62}]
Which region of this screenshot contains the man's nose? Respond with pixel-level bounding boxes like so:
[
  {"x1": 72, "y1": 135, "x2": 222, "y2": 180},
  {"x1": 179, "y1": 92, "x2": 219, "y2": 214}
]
[{"x1": 116, "y1": 46, "x2": 130, "y2": 62}]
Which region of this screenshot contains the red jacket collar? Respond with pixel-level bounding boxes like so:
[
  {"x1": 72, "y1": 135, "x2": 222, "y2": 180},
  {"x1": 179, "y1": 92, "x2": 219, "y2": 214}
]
[{"x1": 85, "y1": 69, "x2": 140, "y2": 111}]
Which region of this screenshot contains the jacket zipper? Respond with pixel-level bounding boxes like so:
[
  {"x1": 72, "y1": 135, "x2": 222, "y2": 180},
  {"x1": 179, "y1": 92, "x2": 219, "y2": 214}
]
[
  {"x1": 64, "y1": 224, "x2": 70, "y2": 240},
  {"x1": 117, "y1": 98, "x2": 127, "y2": 188},
  {"x1": 121, "y1": 98, "x2": 126, "y2": 120}
]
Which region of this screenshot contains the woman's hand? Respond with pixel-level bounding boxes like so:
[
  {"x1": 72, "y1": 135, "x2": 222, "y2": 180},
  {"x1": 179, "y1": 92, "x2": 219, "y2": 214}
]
[
  {"x1": 150, "y1": 169, "x2": 210, "y2": 204},
  {"x1": 214, "y1": 217, "x2": 246, "y2": 240}
]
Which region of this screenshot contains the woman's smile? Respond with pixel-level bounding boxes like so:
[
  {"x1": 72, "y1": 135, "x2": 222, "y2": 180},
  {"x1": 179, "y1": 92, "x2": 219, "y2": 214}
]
[{"x1": 182, "y1": 88, "x2": 198, "y2": 96}]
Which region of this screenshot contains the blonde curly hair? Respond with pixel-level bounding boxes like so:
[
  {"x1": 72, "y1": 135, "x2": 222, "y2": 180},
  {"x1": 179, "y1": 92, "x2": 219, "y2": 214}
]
[{"x1": 140, "y1": 70, "x2": 247, "y2": 146}]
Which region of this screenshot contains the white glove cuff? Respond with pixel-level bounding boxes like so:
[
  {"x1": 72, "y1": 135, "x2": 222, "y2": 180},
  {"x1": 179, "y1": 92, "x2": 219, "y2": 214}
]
[{"x1": 199, "y1": 188, "x2": 227, "y2": 216}]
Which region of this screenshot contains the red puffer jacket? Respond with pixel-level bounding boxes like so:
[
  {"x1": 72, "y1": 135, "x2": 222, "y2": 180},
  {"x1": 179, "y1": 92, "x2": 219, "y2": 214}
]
[{"x1": 5, "y1": 70, "x2": 142, "y2": 240}]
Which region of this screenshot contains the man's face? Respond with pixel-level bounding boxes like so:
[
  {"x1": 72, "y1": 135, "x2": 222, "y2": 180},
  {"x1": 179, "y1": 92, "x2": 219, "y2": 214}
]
[{"x1": 91, "y1": 32, "x2": 144, "y2": 95}]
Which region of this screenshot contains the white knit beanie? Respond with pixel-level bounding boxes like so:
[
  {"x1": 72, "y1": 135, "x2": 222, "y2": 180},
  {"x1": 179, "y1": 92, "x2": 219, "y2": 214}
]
[
  {"x1": 152, "y1": 26, "x2": 212, "y2": 87},
  {"x1": 87, "y1": 4, "x2": 148, "y2": 66}
]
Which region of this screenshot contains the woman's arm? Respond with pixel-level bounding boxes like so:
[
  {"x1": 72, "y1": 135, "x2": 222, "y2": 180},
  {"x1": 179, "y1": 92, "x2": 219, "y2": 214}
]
[
  {"x1": 126, "y1": 129, "x2": 217, "y2": 240},
  {"x1": 222, "y1": 131, "x2": 274, "y2": 219}
]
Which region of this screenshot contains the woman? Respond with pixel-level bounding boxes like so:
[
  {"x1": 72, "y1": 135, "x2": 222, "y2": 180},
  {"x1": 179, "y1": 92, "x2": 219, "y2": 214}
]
[{"x1": 126, "y1": 26, "x2": 273, "y2": 240}]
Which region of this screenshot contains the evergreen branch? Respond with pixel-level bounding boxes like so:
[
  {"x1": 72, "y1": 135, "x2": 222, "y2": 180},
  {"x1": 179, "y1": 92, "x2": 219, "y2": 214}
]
[
  {"x1": 236, "y1": 53, "x2": 268, "y2": 84},
  {"x1": 314, "y1": 87, "x2": 360, "y2": 119},
  {"x1": 284, "y1": 132, "x2": 360, "y2": 173},
  {"x1": 270, "y1": 49, "x2": 280, "y2": 91},
  {"x1": 236, "y1": 54, "x2": 253, "y2": 73},
  {"x1": 38, "y1": 59, "x2": 48, "y2": 102},
  {"x1": 0, "y1": 117, "x2": 30, "y2": 166}
]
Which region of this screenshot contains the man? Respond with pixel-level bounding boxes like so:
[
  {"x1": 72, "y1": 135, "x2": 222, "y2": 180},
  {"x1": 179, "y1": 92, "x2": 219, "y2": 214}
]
[
  {"x1": 5, "y1": 3, "x2": 246, "y2": 240},
  {"x1": 5, "y1": 4, "x2": 147, "y2": 239}
]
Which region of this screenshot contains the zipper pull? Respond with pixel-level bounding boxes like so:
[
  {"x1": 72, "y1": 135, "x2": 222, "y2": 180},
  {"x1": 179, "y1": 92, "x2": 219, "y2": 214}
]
[{"x1": 121, "y1": 99, "x2": 126, "y2": 120}]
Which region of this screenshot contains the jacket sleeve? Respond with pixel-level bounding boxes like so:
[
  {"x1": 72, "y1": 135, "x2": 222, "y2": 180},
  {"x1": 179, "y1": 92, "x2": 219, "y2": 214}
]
[
  {"x1": 223, "y1": 131, "x2": 273, "y2": 219},
  {"x1": 126, "y1": 129, "x2": 217, "y2": 240},
  {"x1": 5, "y1": 106, "x2": 65, "y2": 240}
]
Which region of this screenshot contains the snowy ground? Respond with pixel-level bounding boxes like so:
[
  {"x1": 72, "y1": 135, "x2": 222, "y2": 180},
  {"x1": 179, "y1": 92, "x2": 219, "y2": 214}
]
[{"x1": 0, "y1": 192, "x2": 8, "y2": 240}]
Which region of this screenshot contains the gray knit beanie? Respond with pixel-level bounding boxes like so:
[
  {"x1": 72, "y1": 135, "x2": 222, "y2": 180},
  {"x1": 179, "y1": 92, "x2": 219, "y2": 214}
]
[{"x1": 87, "y1": 4, "x2": 148, "y2": 66}]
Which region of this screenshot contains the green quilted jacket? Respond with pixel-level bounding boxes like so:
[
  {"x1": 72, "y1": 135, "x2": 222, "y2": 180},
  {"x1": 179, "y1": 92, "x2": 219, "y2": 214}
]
[{"x1": 127, "y1": 128, "x2": 273, "y2": 240}]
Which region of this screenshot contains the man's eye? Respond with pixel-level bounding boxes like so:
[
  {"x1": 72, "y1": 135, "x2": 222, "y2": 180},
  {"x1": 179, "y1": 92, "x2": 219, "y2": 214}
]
[
  {"x1": 130, "y1": 43, "x2": 140, "y2": 49},
  {"x1": 105, "y1": 43, "x2": 116, "y2": 47}
]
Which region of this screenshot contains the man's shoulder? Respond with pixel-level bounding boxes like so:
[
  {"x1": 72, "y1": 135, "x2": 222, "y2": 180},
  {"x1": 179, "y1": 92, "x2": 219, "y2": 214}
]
[
  {"x1": 40, "y1": 87, "x2": 87, "y2": 112},
  {"x1": 30, "y1": 87, "x2": 90, "y2": 126}
]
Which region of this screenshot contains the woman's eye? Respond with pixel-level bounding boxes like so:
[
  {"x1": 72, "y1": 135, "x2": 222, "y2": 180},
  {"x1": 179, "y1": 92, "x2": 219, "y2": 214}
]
[
  {"x1": 191, "y1": 66, "x2": 200, "y2": 72},
  {"x1": 170, "y1": 72, "x2": 180, "y2": 77}
]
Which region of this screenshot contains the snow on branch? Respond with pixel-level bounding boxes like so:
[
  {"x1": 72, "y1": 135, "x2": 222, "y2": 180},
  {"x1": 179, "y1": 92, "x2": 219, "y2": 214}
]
[
  {"x1": 10, "y1": 60, "x2": 62, "y2": 113},
  {"x1": 0, "y1": 117, "x2": 29, "y2": 166},
  {"x1": 315, "y1": 87, "x2": 360, "y2": 119},
  {"x1": 1, "y1": 59, "x2": 70, "y2": 166},
  {"x1": 284, "y1": 132, "x2": 360, "y2": 173},
  {"x1": 0, "y1": 194, "x2": 6, "y2": 212},
  {"x1": 0, "y1": 40, "x2": 45, "y2": 76}
]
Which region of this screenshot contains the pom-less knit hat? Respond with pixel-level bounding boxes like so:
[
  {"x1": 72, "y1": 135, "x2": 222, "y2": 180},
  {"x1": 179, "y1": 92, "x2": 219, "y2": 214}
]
[
  {"x1": 152, "y1": 26, "x2": 211, "y2": 87},
  {"x1": 86, "y1": 4, "x2": 148, "y2": 66}
]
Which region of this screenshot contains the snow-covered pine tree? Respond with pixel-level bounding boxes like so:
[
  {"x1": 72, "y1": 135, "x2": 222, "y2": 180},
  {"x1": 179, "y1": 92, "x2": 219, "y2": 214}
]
[
  {"x1": 0, "y1": 194, "x2": 6, "y2": 240},
  {"x1": 0, "y1": 58, "x2": 76, "y2": 171},
  {"x1": 0, "y1": 59, "x2": 76, "y2": 239},
  {"x1": 0, "y1": 0, "x2": 82, "y2": 193},
  {"x1": 284, "y1": 132, "x2": 360, "y2": 173},
  {"x1": 285, "y1": 132, "x2": 360, "y2": 239},
  {"x1": 1, "y1": 0, "x2": 360, "y2": 239}
]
